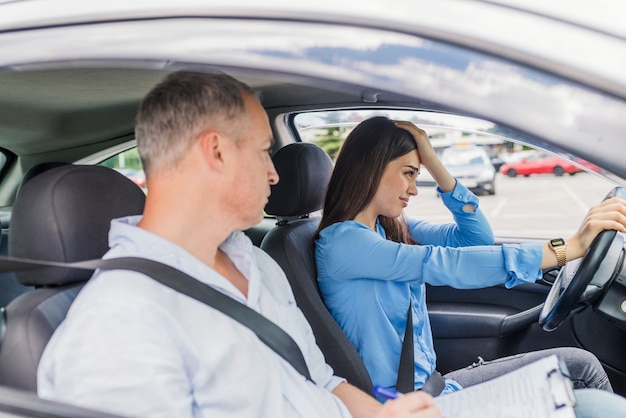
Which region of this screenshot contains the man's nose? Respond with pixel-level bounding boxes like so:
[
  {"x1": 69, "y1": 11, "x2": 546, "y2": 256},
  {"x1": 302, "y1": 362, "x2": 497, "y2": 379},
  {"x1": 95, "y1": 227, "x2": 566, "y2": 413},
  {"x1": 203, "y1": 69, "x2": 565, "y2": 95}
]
[{"x1": 268, "y1": 161, "x2": 279, "y2": 185}]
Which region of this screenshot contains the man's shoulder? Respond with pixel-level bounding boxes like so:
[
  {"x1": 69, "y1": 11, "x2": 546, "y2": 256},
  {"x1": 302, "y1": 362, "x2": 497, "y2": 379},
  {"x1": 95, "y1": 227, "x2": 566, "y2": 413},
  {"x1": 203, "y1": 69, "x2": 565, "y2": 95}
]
[
  {"x1": 250, "y1": 245, "x2": 299, "y2": 302},
  {"x1": 253, "y1": 246, "x2": 288, "y2": 280},
  {"x1": 252, "y1": 245, "x2": 280, "y2": 267},
  {"x1": 69, "y1": 268, "x2": 175, "y2": 315}
]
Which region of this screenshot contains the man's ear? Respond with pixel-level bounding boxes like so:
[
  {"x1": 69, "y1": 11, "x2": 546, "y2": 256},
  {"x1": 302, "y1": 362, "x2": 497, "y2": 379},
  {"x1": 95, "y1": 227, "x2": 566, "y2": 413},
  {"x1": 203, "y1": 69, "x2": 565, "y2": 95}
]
[{"x1": 198, "y1": 130, "x2": 226, "y2": 172}]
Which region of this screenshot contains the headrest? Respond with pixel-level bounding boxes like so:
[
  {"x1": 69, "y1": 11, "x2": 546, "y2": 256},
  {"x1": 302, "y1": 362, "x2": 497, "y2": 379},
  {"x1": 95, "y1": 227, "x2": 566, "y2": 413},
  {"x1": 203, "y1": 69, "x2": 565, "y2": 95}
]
[
  {"x1": 264, "y1": 143, "x2": 333, "y2": 218},
  {"x1": 10, "y1": 165, "x2": 146, "y2": 286},
  {"x1": 16, "y1": 162, "x2": 70, "y2": 195}
]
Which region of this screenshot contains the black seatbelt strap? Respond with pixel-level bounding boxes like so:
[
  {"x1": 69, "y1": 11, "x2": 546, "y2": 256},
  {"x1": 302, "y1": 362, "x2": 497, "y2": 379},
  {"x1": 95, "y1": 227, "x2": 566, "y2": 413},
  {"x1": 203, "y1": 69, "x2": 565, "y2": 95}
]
[
  {"x1": 0, "y1": 256, "x2": 312, "y2": 382},
  {"x1": 396, "y1": 300, "x2": 445, "y2": 396},
  {"x1": 396, "y1": 301, "x2": 414, "y2": 393}
]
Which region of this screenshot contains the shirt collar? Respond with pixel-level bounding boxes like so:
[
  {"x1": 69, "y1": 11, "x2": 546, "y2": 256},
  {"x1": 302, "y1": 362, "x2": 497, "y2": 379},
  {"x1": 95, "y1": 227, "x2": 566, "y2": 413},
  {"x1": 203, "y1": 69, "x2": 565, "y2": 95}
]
[{"x1": 107, "y1": 216, "x2": 261, "y2": 307}]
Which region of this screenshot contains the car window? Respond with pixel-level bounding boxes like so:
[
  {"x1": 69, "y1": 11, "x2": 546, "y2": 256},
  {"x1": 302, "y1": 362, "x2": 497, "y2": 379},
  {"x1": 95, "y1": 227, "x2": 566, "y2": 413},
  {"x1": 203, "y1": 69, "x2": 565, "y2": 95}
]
[
  {"x1": 99, "y1": 147, "x2": 146, "y2": 192},
  {"x1": 0, "y1": 150, "x2": 11, "y2": 182},
  {"x1": 0, "y1": 152, "x2": 7, "y2": 172},
  {"x1": 294, "y1": 109, "x2": 616, "y2": 240}
]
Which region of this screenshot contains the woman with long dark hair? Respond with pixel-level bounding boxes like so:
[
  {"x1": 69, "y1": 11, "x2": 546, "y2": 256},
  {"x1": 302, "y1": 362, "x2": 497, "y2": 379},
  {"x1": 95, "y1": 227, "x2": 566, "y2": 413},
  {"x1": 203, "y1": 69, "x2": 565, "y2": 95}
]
[{"x1": 315, "y1": 116, "x2": 626, "y2": 398}]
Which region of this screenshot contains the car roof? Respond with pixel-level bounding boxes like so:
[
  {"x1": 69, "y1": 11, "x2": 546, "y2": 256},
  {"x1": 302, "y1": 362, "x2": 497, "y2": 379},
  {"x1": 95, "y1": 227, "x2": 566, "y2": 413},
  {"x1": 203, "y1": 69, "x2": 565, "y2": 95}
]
[{"x1": 1, "y1": 0, "x2": 624, "y2": 97}]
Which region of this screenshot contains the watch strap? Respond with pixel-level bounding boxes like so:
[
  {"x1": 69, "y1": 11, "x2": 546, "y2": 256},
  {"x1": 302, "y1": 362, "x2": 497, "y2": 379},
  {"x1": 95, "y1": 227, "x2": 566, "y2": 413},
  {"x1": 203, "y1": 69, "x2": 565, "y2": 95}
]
[{"x1": 549, "y1": 238, "x2": 567, "y2": 268}]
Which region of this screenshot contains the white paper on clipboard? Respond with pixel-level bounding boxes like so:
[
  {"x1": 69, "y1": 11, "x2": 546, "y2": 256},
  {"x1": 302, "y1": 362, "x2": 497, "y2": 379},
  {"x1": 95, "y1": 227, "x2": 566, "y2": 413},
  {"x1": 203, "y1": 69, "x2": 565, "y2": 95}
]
[{"x1": 434, "y1": 355, "x2": 576, "y2": 418}]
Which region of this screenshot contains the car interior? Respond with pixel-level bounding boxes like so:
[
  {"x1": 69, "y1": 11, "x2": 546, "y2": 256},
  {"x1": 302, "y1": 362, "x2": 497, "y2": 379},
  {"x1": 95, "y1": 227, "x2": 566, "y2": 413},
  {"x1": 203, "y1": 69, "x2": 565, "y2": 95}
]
[
  {"x1": 260, "y1": 142, "x2": 373, "y2": 393},
  {"x1": 0, "y1": 64, "x2": 625, "y2": 407},
  {"x1": 0, "y1": 2, "x2": 623, "y2": 416},
  {"x1": 0, "y1": 165, "x2": 146, "y2": 391}
]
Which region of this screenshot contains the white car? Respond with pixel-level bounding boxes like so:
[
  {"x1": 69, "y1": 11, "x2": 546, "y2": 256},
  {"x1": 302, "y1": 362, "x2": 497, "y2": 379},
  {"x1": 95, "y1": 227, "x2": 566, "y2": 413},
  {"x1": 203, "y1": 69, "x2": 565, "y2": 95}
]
[{"x1": 440, "y1": 146, "x2": 496, "y2": 195}]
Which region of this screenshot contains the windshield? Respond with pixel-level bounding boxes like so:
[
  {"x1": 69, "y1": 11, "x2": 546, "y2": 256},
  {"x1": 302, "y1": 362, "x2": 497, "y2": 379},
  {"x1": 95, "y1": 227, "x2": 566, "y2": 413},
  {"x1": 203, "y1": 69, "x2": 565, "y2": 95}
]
[{"x1": 294, "y1": 109, "x2": 617, "y2": 239}]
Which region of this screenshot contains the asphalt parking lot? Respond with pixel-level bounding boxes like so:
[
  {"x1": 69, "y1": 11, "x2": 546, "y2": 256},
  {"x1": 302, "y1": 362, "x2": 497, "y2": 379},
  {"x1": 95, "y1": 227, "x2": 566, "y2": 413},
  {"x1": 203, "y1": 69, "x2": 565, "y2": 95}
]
[{"x1": 406, "y1": 172, "x2": 617, "y2": 239}]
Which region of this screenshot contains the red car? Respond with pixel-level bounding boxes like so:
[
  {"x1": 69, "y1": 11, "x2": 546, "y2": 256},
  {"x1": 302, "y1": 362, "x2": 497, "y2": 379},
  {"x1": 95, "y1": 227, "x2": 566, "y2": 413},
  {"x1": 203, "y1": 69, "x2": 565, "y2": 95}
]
[{"x1": 500, "y1": 153, "x2": 583, "y2": 177}]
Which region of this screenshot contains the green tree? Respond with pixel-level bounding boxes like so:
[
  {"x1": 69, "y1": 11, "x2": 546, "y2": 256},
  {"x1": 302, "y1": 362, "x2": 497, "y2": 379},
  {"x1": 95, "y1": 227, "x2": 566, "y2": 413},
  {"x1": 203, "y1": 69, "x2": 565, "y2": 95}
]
[
  {"x1": 312, "y1": 127, "x2": 348, "y2": 160},
  {"x1": 100, "y1": 148, "x2": 143, "y2": 170}
]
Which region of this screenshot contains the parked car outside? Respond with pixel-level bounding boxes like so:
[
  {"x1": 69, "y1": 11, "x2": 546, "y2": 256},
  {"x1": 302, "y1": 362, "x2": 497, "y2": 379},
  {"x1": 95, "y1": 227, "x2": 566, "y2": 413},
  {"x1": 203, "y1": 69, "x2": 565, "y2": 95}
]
[
  {"x1": 500, "y1": 152, "x2": 583, "y2": 177},
  {"x1": 440, "y1": 145, "x2": 496, "y2": 195}
]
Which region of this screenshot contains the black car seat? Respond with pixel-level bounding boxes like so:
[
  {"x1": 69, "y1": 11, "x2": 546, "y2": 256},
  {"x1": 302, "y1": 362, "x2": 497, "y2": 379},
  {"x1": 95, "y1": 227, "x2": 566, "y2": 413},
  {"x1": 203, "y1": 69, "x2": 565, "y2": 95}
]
[
  {"x1": 260, "y1": 142, "x2": 374, "y2": 394},
  {"x1": 0, "y1": 165, "x2": 146, "y2": 391},
  {"x1": 0, "y1": 163, "x2": 72, "y2": 309}
]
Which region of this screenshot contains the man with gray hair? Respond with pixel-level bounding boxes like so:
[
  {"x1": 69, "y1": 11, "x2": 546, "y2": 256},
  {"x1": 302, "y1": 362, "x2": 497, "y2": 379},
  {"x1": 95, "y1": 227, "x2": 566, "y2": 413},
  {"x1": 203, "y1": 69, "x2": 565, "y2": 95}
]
[{"x1": 37, "y1": 71, "x2": 440, "y2": 418}]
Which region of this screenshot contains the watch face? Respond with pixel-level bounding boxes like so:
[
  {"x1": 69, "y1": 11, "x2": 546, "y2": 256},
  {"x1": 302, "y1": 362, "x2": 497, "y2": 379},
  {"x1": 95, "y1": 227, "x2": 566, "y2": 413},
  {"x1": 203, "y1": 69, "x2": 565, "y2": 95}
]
[{"x1": 550, "y1": 238, "x2": 566, "y2": 247}]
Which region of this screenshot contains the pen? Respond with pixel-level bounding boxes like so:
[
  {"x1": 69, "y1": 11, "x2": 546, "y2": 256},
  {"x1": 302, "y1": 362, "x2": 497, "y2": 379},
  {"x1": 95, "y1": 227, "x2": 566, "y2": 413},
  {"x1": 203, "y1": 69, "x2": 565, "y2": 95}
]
[{"x1": 373, "y1": 385, "x2": 400, "y2": 400}]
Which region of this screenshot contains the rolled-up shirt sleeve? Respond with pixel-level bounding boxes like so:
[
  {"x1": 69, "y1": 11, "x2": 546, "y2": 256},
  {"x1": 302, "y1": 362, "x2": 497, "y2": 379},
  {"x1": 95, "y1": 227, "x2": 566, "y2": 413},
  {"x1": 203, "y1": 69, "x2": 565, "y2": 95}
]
[{"x1": 410, "y1": 181, "x2": 494, "y2": 247}]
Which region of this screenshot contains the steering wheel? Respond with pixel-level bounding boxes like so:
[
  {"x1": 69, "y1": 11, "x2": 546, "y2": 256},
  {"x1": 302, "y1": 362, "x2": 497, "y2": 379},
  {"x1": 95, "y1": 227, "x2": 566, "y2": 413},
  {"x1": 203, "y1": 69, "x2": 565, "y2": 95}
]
[{"x1": 539, "y1": 187, "x2": 626, "y2": 331}]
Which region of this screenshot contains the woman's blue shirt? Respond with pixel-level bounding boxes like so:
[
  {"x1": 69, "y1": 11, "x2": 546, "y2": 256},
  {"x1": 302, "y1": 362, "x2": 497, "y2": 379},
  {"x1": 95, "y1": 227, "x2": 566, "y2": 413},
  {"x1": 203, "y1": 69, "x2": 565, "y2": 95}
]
[{"x1": 315, "y1": 182, "x2": 543, "y2": 393}]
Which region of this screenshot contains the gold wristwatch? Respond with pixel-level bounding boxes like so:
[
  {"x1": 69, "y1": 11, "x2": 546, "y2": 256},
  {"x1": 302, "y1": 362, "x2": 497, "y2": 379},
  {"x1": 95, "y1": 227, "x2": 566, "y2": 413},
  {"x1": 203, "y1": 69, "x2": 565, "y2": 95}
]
[{"x1": 548, "y1": 238, "x2": 567, "y2": 268}]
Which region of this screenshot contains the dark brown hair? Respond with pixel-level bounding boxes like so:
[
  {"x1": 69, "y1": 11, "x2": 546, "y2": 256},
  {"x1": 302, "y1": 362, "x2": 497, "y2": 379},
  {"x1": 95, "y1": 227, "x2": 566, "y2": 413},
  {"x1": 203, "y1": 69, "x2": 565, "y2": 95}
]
[{"x1": 316, "y1": 116, "x2": 418, "y2": 244}]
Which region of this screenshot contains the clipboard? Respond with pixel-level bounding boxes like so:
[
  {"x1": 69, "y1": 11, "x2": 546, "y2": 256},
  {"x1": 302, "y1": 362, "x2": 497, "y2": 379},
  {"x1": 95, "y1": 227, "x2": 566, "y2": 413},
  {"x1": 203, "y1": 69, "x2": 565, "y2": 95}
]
[{"x1": 433, "y1": 354, "x2": 576, "y2": 418}]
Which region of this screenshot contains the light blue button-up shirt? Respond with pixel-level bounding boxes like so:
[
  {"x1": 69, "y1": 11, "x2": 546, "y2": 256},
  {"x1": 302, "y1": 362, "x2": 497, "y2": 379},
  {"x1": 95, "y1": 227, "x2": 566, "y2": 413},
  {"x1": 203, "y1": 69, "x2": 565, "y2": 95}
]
[
  {"x1": 39, "y1": 216, "x2": 349, "y2": 418},
  {"x1": 316, "y1": 183, "x2": 542, "y2": 394}
]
